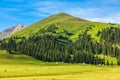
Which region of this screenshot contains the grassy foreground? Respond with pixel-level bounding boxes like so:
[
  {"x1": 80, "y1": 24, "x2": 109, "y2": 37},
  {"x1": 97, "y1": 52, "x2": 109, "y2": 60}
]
[{"x1": 0, "y1": 50, "x2": 120, "y2": 80}]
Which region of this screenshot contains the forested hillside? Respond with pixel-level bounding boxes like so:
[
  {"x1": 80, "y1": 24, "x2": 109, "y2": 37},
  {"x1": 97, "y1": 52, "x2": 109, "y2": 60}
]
[{"x1": 0, "y1": 13, "x2": 120, "y2": 65}]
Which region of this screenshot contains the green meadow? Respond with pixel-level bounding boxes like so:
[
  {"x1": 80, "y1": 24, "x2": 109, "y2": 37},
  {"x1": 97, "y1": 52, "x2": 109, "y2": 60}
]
[{"x1": 0, "y1": 50, "x2": 120, "y2": 80}]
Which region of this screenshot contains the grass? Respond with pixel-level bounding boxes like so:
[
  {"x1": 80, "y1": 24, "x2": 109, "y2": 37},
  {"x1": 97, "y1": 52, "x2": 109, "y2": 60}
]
[
  {"x1": 95, "y1": 54, "x2": 118, "y2": 65},
  {"x1": 0, "y1": 50, "x2": 120, "y2": 80},
  {"x1": 2, "y1": 13, "x2": 120, "y2": 80},
  {"x1": 11, "y1": 13, "x2": 90, "y2": 39},
  {"x1": 10, "y1": 12, "x2": 114, "y2": 42}
]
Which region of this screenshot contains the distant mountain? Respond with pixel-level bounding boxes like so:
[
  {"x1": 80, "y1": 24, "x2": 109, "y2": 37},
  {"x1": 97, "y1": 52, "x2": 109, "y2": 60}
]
[{"x1": 0, "y1": 24, "x2": 23, "y2": 40}]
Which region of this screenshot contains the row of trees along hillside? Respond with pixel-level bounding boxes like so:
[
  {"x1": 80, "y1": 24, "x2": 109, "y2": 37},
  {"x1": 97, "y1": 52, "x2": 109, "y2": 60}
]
[{"x1": 0, "y1": 26, "x2": 120, "y2": 65}]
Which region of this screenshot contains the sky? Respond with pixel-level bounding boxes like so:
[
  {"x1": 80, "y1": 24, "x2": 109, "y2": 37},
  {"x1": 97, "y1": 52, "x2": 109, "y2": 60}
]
[{"x1": 0, "y1": 0, "x2": 120, "y2": 31}]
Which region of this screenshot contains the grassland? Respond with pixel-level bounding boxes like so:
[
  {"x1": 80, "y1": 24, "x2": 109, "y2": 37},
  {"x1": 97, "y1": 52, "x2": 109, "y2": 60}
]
[{"x1": 0, "y1": 50, "x2": 120, "y2": 80}]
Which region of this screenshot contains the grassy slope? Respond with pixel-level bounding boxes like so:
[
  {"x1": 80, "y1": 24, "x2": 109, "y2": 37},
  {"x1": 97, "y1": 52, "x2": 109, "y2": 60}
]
[
  {"x1": 11, "y1": 12, "x2": 118, "y2": 42},
  {"x1": 0, "y1": 50, "x2": 41, "y2": 65},
  {"x1": 11, "y1": 13, "x2": 88, "y2": 38},
  {"x1": 0, "y1": 50, "x2": 120, "y2": 80}
]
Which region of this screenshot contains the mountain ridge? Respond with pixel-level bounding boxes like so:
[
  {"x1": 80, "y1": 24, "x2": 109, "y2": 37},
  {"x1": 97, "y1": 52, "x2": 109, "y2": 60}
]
[{"x1": 0, "y1": 24, "x2": 23, "y2": 40}]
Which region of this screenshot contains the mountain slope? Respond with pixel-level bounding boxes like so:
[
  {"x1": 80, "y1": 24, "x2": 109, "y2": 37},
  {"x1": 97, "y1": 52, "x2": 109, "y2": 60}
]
[
  {"x1": 1, "y1": 12, "x2": 120, "y2": 65},
  {"x1": 11, "y1": 13, "x2": 112, "y2": 41},
  {"x1": 0, "y1": 24, "x2": 23, "y2": 40},
  {"x1": 11, "y1": 13, "x2": 88, "y2": 38}
]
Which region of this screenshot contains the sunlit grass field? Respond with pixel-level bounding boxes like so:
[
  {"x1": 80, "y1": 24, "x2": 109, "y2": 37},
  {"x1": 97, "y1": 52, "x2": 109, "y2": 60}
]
[{"x1": 0, "y1": 50, "x2": 120, "y2": 80}]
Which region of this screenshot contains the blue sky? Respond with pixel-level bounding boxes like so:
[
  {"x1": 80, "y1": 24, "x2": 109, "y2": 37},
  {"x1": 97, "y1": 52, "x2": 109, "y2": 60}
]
[{"x1": 0, "y1": 0, "x2": 120, "y2": 31}]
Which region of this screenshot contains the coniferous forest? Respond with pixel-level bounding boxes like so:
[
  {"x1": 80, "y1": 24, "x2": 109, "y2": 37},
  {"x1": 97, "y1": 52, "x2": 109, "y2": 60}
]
[{"x1": 1, "y1": 26, "x2": 120, "y2": 65}]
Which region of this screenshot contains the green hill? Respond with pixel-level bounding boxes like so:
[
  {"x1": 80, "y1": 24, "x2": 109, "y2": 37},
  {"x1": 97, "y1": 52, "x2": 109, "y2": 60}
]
[
  {"x1": 11, "y1": 12, "x2": 116, "y2": 42},
  {"x1": 11, "y1": 13, "x2": 89, "y2": 40},
  {"x1": 1, "y1": 12, "x2": 120, "y2": 65}
]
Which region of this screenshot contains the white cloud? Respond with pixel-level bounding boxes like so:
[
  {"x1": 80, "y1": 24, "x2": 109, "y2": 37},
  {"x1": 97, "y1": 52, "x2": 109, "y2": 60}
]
[
  {"x1": 88, "y1": 13, "x2": 120, "y2": 23},
  {"x1": 65, "y1": 7, "x2": 120, "y2": 23},
  {"x1": 1, "y1": 0, "x2": 120, "y2": 24},
  {"x1": 88, "y1": 17, "x2": 120, "y2": 23},
  {"x1": 30, "y1": 1, "x2": 67, "y2": 16},
  {"x1": 34, "y1": 1, "x2": 66, "y2": 7},
  {"x1": 27, "y1": 12, "x2": 49, "y2": 17},
  {"x1": 66, "y1": 8, "x2": 100, "y2": 18}
]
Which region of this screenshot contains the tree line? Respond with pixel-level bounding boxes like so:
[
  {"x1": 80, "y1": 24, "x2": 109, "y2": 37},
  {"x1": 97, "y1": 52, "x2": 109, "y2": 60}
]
[{"x1": 0, "y1": 26, "x2": 120, "y2": 65}]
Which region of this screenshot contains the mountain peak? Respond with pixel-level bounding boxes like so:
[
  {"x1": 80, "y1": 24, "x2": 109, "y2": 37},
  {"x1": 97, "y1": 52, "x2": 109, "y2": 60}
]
[
  {"x1": 16, "y1": 24, "x2": 23, "y2": 27},
  {"x1": 0, "y1": 24, "x2": 23, "y2": 39},
  {"x1": 40, "y1": 12, "x2": 86, "y2": 24},
  {"x1": 55, "y1": 12, "x2": 71, "y2": 16},
  {"x1": 51, "y1": 12, "x2": 87, "y2": 21},
  {"x1": 53, "y1": 12, "x2": 74, "y2": 18}
]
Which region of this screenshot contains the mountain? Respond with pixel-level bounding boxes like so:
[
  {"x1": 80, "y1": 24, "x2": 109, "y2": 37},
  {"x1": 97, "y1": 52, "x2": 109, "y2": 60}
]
[
  {"x1": 0, "y1": 24, "x2": 23, "y2": 40},
  {"x1": 1, "y1": 12, "x2": 120, "y2": 65},
  {"x1": 11, "y1": 13, "x2": 89, "y2": 39},
  {"x1": 8, "y1": 13, "x2": 102, "y2": 40},
  {"x1": 11, "y1": 13, "x2": 120, "y2": 42}
]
